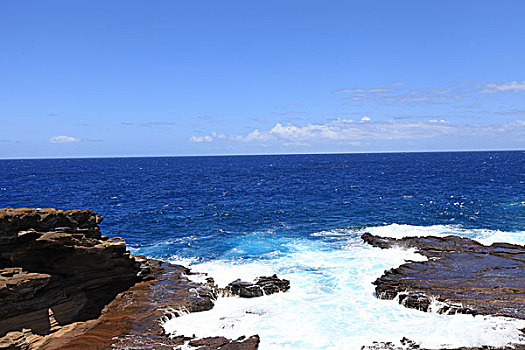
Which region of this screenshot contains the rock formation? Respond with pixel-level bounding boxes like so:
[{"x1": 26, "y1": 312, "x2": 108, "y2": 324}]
[
  {"x1": 0, "y1": 208, "x2": 140, "y2": 338},
  {"x1": 223, "y1": 274, "x2": 290, "y2": 298},
  {"x1": 0, "y1": 208, "x2": 267, "y2": 349},
  {"x1": 361, "y1": 337, "x2": 525, "y2": 350},
  {"x1": 361, "y1": 232, "x2": 525, "y2": 319}
]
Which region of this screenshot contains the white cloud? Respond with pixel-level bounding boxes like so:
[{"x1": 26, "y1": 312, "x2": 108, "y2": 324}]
[
  {"x1": 233, "y1": 129, "x2": 273, "y2": 142},
  {"x1": 231, "y1": 119, "x2": 524, "y2": 144},
  {"x1": 479, "y1": 81, "x2": 525, "y2": 93},
  {"x1": 211, "y1": 131, "x2": 226, "y2": 139},
  {"x1": 189, "y1": 135, "x2": 213, "y2": 142},
  {"x1": 361, "y1": 116, "x2": 371, "y2": 121},
  {"x1": 48, "y1": 135, "x2": 80, "y2": 143},
  {"x1": 188, "y1": 132, "x2": 227, "y2": 143}
]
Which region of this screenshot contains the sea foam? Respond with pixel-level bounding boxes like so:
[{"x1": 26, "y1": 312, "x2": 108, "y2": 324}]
[{"x1": 164, "y1": 225, "x2": 525, "y2": 349}]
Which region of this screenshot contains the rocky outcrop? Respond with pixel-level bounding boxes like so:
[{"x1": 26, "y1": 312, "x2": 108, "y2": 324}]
[
  {"x1": 187, "y1": 335, "x2": 260, "y2": 349},
  {"x1": 223, "y1": 274, "x2": 290, "y2": 298},
  {"x1": 362, "y1": 232, "x2": 525, "y2": 319},
  {"x1": 0, "y1": 208, "x2": 140, "y2": 338},
  {"x1": 361, "y1": 337, "x2": 525, "y2": 350},
  {"x1": 0, "y1": 208, "x2": 261, "y2": 350}
]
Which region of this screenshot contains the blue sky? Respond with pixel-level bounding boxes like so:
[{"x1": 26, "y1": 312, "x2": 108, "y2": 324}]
[{"x1": 1, "y1": 0, "x2": 524, "y2": 158}]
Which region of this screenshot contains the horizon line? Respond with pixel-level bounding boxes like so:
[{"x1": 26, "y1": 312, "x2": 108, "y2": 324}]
[{"x1": 1, "y1": 148, "x2": 523, "y2": 161}]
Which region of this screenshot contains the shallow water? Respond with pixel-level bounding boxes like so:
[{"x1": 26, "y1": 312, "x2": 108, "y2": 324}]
[{"x1": 164, "y1": 225, "x2": 525, "y2": 349}]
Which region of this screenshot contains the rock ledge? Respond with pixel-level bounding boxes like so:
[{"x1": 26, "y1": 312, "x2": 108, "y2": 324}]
[
  {"x1": 362, "y1": 232, "x2": 525, "y2": 319},
  {"x1": 0, "y1": 208, "x2": 264, "y2": 349}
]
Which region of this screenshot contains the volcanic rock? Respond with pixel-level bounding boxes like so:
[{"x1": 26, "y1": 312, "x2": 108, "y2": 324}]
[
  {"x1": 224, "y1": 274, "x2": 290, "y2": 298},
  {"x1": 188, "y1": 335, "x2": 260, "y2": 349},
  {"x1": 361, "y1": 337, "x2": 525, "y2": 350},
  {"x1": 361, "y1": 232, "x2": 525, "y2": 319}
]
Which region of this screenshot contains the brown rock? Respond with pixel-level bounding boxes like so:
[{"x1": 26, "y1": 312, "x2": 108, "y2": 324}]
[
  {"x1": 0, "y1": 208, "x2": 260, "y2": 349},
  {"x1": 0, "y1": 208, "x2": 140, "y2": 337}
]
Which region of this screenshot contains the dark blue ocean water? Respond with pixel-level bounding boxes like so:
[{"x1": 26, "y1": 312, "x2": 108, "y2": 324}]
[
  {"x1": 2, "y1": 151, "x2": 525, "y2": 348},
  {"x1": 1, "y1": 151, "x2": 523, "y2": 261}
]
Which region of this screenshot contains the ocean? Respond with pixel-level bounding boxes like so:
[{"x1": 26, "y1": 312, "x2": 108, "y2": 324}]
[{"x1": 1, "y1": 151, "x2": 524, "y2": 349}]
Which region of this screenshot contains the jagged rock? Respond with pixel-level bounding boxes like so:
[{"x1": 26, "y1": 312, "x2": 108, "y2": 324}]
[
  {"x1": 224, "y1": 274, "x2": 290, "y2": 298},
  {"x1": 227, "y1": 280, "x2": 265, "y2": 298},
  {"x1": 361, "y1": 337, "x2": 421, "y2": 349},
  {"x1": 361, "y1": 338, "x2": 525, "y2": 350},
  {"x1": 44, "y1": 260, "x2": 218, "y2": 349},
  {"x1": 362, "y1": 232, "x2": 525, "y2": 319},
  {"x1": 0, "y1": 208, "x2": 260, "y2": 349},
  {"x1": 255, "y1": 274, "x2": 291, "y2": 295},
  {"x1": 188, "y1": 335, "x2": 260, "y2": 350}
]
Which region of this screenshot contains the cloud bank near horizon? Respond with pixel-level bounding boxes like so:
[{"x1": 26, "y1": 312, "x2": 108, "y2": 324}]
[
  {"x1": 190, "y1": 118, "x2": 525, "y2": 147},
  {"x1": 48, "y1": 136, "x2": 81, "y2": 143}
]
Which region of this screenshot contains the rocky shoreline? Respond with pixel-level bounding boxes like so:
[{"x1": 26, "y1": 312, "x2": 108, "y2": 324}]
[
  {"x1": 1, "y1": 208, "x2": 524, "y2": 349},
  {"x1": 361, "y1": 232, "x2": 525, "y2": 350},
  {"x1": 362, "y1": 232, "x2": 525, "y2": 320},
  {"x1": 0, "y1": 208, "x2": 288, "y2": 349}
]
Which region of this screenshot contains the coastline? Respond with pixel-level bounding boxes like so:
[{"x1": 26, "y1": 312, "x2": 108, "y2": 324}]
[
  {"x1": 0, "y1": 208, "x2": 282, "y2": 349},
  {"x1": 1, "y1": 208, "x2": 524, "y2": 349}
]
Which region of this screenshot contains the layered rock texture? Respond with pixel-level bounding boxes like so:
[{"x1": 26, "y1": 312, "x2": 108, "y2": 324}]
[
  {"x1": 362, "y1": 232, "x2": 525, "y2": 319},
  {"x1": 0, "y1": 208, "x2": 140, "y2": 338},
  {"x1": 0, "y1": 208, "x2": 264, "y2": 350},
  {"x1": 5, "y1": 208, "x2": 520, "y2": 349}
]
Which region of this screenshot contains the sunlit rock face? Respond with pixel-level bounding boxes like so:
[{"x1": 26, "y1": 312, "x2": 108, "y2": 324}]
[
  {"x1": 0, "y1": 208, "x2": 260, "y2": 350},
  {"x1": 0, "y1": 208, "x2": 140, "y2": 337}
]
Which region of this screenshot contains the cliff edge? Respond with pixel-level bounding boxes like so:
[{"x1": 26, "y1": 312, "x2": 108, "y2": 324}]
[{"x1": 0, "y1": 208, "x2": 259, "y2": 349}]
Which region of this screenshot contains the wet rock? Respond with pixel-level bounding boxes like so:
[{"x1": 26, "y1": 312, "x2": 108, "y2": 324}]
[
  {"x1": 362, "y1": 232, "x2": 525, "y2": 319},
  {"x1": 361, "y1": 337, "x2": 525, "y2": 350},
  {"x1": 188, "y1": 335, "x2": 260, "y2": 350},
  {"x1": 224, "y1": 274, "x2": 290, "y2": 298},
  {"x1": 49, "y1": 260, "x2": 217, "y2": 349},
  {"x1": 226, "y1": 280, "x2": 264, "y2": 297},
  {"x1": 0, "y1": 208, "x2": 259, "y2": 350},
  {"x1": 361, "y1": 337, "x2": 421, "y2": 349},
  {"x1": 256, "y1": 274, "x2": 291, "y2": 295}
]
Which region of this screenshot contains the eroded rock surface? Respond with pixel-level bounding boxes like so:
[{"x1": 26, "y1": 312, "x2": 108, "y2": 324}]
[
  {"x1": 0, "y1": 208, "x2": 140, "y2": 338},
  {"x1": 362, "y1": 232, "x2": 525, "y2": 319},
  {"x1": 361, "y1": 337, "x2": 525, "y2": 350},
  {"x1": 0, "y1": 208, "x2": 260, "y2": 350},
  {"x1": 224, "y1": 274, "x2": 290, "y2": 298},
  {"x1": 187, "y1": 335, "x2": 260, "y2": 350}
]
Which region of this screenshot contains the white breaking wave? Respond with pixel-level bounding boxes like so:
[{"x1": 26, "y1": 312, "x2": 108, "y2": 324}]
[
  {"x1": 366, "y1": 223, "x2": 525, "y2": 246},
  {"x1": 314, "y1": 223, "x2": 525, "y2": 246},
  {"x1": 164, "y1": 225, "x2": 525, "y2": 349}
]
